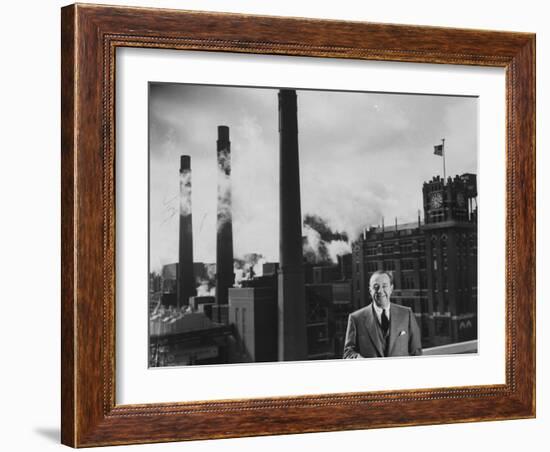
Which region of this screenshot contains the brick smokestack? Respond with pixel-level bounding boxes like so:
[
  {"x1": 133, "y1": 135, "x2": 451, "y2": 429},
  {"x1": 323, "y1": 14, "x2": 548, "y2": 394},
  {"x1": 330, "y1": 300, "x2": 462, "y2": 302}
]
[
  {"x1": 215, "y1": 126, "x2": 235, "y2": 306},
  {"x1": 278, "y1": 89, "x2": 307, "y2": 361},
  {"x1": 177, "y1": 155, "x2": 196, "y2": 307}
]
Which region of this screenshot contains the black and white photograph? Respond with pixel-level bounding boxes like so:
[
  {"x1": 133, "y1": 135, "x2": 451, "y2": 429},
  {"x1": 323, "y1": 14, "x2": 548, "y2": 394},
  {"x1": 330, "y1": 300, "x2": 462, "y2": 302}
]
[{"x1": 147, "y1": 83, "x2": 478, "y2": 367}]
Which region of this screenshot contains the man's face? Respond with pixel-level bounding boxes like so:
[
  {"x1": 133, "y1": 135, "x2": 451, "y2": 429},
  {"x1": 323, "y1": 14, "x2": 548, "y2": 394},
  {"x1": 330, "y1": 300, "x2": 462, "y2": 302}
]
[{"x1": 369, "y1": 273, "x2": 393, "y2": 309}]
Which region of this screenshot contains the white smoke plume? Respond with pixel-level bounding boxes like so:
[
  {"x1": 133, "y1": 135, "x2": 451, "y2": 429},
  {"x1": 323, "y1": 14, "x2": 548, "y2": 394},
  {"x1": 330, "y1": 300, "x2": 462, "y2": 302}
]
[
  {"x1": 327, "y1": 240, "x2": 352, "y2": 263},
  {"x1": 303, "y1": 216, "x2": 352, "y2": 264},
  {"x1": 179, "y1": 169, "x2": 192, "y2": 216},
  {"x1": 234, "y1": 268, "x2": 245, "y2": 288},
  {"x1": 196, "y1": 281, "x2": 215, "y2": 297},
  {"x1": 205, "y1": 263, "x2": 216, "y2": 281},
  {"x1": 233, "y1": 253, "x2": 266, "y2": 286},
  {"x1": 252, "y1": 256, "x2": 266, "y2": 277},
  {"x1": 303, "y1": 224, "x2": 324, "y2": 262},
  {"x1": 217, "y1": 148, "x2": 232, "y2": 231}
]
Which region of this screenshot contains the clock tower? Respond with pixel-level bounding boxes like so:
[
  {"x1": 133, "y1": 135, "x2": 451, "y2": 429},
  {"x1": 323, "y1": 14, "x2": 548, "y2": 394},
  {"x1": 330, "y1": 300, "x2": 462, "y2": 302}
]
[
  {"x1": 422, "y1": 174, "x2": 478, "y2": 345},
  {"x1": 423, "y1": 174, "x2": 476, "y2": 224}
]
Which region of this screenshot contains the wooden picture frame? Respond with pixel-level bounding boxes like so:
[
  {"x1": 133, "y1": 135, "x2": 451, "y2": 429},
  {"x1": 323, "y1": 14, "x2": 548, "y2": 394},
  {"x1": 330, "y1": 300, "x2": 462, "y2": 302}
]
[{"x1": 61, "y1": 3, "x2": 535, "y2": 447}]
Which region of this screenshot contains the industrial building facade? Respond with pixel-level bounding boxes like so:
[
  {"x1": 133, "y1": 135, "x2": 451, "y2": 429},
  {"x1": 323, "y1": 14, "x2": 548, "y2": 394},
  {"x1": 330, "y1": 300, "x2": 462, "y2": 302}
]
[{"x1": 351, "y1": 173, "x2": 478, "y2": 348}]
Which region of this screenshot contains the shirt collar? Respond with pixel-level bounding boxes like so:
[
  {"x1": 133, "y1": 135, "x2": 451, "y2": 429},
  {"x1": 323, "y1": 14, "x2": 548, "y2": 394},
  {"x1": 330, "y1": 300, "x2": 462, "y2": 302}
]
[{"x1": 372, "y1": 302, "x2": 390, "y2": 322}]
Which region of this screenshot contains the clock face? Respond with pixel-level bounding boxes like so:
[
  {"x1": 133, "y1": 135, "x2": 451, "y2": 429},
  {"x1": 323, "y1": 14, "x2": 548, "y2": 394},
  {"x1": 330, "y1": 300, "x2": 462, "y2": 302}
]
[
  {"x1": 430, "y1": 192, "x2": 443, "y2": 209},
  {"x1": 457, "y1": 192, "x2": 466, "y2": 207}
]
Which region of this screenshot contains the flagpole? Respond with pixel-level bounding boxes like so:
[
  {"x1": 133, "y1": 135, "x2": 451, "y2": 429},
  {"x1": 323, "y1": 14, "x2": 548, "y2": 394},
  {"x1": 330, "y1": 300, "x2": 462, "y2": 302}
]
[{"x1": 442, "y1": 138, "x2": 446, "y2": 182}]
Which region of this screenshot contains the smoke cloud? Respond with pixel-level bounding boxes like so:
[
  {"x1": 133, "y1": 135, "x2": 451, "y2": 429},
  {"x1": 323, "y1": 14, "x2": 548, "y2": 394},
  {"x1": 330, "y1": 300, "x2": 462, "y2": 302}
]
[
  {"x1": 234, "y1": 253, "x2": 266, "y2": 286},
  {"x1": 194, "y1": 263, "x2": 216, "y2": 297},
  {"x1": 196, "y1": 282, "x2": 215, "y2": 297},
  {"x1": 179, "y1": 170, "x2": 192, "y2": 216},
  {"x1": 302, "y1": 215, "x2": 351, "y2": 265},
  {"x1": 327, "y1": 240, "x2": 352, "y2": 263},
  {"x1": 217, "y1": 148, "x2": 232, "y2": 231}
]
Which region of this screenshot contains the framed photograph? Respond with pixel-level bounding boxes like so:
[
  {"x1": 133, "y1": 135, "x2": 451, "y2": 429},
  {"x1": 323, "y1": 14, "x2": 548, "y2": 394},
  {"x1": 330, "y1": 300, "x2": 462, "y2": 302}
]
[{"x1": 61, "y1": 3, "x2": 535, "y2": 447}]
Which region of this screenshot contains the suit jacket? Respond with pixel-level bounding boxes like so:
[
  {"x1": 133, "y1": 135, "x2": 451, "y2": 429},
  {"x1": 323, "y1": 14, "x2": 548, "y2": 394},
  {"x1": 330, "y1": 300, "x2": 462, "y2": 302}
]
[{"x1": 343, "y1": 303, "x2": 423, "y2": 358}]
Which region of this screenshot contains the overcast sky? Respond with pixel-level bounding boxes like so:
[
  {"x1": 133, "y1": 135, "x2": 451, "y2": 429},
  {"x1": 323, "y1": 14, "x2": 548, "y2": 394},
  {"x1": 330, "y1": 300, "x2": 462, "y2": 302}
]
[{"x1": 149, "y1": 83, "x2": 477, "y2": 272}]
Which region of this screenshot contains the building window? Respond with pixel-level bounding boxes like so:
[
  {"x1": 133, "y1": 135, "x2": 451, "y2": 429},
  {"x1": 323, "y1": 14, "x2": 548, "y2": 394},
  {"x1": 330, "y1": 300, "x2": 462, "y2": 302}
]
[
  {"x1": 383, "y1": 260, "x2": 395, "y2": 271},
  {"x1": 401, "y1": 259, "x2": 414, "y2": 270},
  {"x1": 383, "y1": 244, "x2": 393, "y2": 254}
]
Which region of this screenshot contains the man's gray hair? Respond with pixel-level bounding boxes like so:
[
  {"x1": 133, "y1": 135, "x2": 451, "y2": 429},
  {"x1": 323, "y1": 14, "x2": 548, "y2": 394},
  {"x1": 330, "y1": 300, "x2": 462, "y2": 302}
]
[{"x1": 369, "y1": 270, "x2": 394, "y2": 285}]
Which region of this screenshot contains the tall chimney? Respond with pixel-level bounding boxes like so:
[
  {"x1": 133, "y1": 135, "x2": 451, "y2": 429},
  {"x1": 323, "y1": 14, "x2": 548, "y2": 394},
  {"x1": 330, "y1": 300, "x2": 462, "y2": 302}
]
[
  {"x1": 215, "y1": 126, "x2": 235, "y2": 306},
  {"x1": 278, "y1": 89, "x2": 307, "y2": 361},
  {"x1": 177, "y1": 155, "x2": 196, "y2": 307}
]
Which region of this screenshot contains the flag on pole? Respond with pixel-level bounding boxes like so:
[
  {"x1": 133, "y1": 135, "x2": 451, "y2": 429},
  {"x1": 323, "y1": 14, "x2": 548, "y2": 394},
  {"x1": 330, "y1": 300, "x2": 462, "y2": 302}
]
[{"x1": 434, "y1": 139, "x2": 446, "y2": 181}]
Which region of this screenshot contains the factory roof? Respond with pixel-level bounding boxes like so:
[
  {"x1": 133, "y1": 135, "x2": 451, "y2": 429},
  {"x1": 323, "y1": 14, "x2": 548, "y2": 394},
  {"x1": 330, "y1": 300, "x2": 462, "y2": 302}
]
[
  {"x1": 149, "y1": 309, "x2": 215, "y2": 337},
  {"x1": 370, "y1": 221, "x2": 423, "y2": 234}
]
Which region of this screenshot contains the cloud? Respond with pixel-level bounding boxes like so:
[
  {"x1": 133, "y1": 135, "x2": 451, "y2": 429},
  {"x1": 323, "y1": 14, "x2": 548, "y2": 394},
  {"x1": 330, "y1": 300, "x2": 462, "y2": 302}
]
[{"x1": 149, "y1": 84, "x2": 477, "y2": 273}]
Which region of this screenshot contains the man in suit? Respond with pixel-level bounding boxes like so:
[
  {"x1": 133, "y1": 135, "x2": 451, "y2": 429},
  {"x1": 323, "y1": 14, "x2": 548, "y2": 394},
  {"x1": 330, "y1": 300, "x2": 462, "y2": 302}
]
[{"x1": 343, "y1": 270, "x2": 422, "y2": 358}]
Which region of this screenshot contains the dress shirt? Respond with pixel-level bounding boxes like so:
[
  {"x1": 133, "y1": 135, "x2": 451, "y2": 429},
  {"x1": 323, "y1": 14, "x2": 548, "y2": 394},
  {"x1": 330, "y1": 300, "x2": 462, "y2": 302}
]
[{"x1": 372, "y1": 302, "x2": 390, "y2": 325}]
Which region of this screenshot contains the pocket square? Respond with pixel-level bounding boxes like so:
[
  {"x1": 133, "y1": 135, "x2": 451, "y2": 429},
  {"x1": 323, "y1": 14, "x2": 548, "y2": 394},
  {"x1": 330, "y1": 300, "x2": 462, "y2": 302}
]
[{"x1": 399, "y1": 330, "x2": 407, "y2": 336}]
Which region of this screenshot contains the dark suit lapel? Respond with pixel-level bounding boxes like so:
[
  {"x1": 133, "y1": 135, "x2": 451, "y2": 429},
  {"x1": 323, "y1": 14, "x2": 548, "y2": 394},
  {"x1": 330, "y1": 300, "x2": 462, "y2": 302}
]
[
  {"x1": 388, "y1": 304, "x2": 405, "y2": 356},
  {"x1": 364, "y1": 304, "x2": 384, "y2": 357}
]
